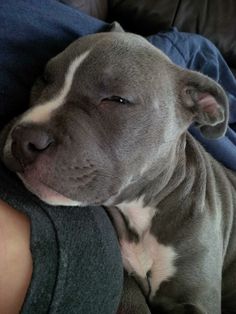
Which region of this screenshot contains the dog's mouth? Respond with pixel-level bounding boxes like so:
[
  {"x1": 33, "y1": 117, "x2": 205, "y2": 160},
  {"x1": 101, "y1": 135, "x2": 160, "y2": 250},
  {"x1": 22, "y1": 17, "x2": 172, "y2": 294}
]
[
  {"x1": 2, "y1": 133, "x2": 120, "y2": 206},
  {"x1": 18, "y1": 172, "x2": 81, "y2": 206}
]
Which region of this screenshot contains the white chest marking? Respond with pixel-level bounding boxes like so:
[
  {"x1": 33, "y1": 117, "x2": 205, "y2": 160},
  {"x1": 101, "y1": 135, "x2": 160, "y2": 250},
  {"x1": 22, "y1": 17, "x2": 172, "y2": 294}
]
[
  {"x1": 116, "y1": 197, "x2": 177, "y2": 297},
  {"x1": 20, "y1": 50, "x2": 90, "y2": 124},
  {"x1": 120, "y1": 233, "x2": 177, "y2": 298},
  {"x1": 117, "y1": 197, "x2": 156, "y2": 236}
]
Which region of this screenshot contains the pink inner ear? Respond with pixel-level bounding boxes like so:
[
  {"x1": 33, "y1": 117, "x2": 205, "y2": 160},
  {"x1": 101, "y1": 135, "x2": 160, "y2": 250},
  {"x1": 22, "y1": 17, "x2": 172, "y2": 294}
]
[{"x1": 197, "y1": 93, "x2": 219, "y2": 116}]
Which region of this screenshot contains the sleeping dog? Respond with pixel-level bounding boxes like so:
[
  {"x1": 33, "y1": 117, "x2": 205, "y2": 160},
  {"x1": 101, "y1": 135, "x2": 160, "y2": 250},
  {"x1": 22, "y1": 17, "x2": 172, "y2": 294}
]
[{"x1": 1, "y1": 24, "x2": 236, "y2": 313}]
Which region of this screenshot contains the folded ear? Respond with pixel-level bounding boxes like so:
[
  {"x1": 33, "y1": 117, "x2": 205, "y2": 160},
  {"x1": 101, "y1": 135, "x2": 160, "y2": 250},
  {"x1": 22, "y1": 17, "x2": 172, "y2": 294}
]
[
  {"x1": 109, "y1": 21, "x2": 125, "y2": 33},
  {"x1": 180, "y1": 69, "x2": 229, "y2": 139}
]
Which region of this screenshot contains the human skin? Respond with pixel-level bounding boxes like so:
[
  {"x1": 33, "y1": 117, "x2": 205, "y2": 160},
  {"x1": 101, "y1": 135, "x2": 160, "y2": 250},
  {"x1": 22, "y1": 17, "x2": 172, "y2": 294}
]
[{"x1": 0, "y1": 199, "x2": 32, "y2": 314}]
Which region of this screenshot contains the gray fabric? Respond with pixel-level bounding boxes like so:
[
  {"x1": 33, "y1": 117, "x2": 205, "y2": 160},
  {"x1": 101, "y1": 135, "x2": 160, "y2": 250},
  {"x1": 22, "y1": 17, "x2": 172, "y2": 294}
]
[{"x1": 0, "y1": 162, "x2": 123, "y2": 313}]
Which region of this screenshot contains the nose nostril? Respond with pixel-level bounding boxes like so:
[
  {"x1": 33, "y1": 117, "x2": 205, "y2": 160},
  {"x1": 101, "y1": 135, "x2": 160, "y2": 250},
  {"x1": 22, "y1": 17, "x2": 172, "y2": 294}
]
[
  {"x1": 27, "y1": 138, "x2": 53, "y2": 152},
  {"x1": 28, "y1": 142, "x2": 46, "y2": 152},
  {"x1": 28, "y1": 142, "x2": 39, "y2": 152},
  {"x1": 10, "y1": 124, "x2": 54, "y2": 168}
]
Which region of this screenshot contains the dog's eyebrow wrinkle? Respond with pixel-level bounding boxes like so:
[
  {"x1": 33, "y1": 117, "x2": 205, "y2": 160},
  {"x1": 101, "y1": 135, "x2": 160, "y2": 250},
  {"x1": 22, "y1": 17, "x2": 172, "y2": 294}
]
[{"x1": 20, "y1": 50, "x2": 90, "y2": 124}]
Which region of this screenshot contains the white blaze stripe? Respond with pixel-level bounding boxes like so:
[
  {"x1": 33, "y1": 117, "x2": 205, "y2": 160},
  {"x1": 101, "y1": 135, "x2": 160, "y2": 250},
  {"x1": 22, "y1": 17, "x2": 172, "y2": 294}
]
[{"x1": 21, "y1": 50, "x2": 90, "y2": 124}]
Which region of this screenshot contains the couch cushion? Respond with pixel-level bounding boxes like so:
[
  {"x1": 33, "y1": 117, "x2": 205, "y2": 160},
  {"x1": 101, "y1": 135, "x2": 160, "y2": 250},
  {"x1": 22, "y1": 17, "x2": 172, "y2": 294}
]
[
  {"x1": 108, "y1": 0, "x2": 236, "y2": 70},
  {"x1": 60, "y1": 0, "x2": 108, "y2": 20}
]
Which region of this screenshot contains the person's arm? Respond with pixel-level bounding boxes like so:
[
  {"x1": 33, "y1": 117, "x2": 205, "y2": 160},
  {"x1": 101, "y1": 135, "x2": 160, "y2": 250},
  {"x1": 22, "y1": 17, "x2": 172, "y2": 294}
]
[{"x1": 0, "y1": 199, "x2": 32, "y2": 314}]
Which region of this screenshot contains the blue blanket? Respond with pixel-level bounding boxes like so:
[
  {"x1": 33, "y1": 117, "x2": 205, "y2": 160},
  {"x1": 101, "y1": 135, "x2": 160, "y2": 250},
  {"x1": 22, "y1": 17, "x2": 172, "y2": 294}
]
[{"x1": 1, "y1": 0, "x2": 236, "y2": 170}]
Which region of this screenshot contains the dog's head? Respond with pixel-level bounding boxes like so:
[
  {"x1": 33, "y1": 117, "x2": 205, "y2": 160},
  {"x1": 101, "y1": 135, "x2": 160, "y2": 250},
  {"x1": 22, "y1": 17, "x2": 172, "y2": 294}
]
[{"x1": 0, "y1": 26, "x2": 228, "y2": 206}]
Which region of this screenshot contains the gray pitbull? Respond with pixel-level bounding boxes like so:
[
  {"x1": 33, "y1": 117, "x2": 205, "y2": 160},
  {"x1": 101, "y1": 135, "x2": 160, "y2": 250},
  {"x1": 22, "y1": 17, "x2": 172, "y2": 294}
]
[{"x1": 1, "y1": 24, "x2": 236, "y2": 313}]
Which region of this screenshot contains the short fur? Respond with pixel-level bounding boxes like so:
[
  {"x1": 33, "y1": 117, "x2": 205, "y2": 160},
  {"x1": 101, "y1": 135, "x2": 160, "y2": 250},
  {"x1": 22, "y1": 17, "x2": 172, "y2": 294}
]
[{"x1": 1, "y1": 26, "x2": 236, "y2": 313}]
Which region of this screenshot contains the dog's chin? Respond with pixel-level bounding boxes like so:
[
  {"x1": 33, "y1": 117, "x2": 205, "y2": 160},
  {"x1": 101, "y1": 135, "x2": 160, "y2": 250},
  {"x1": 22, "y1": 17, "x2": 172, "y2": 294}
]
[{"x1": 18, "y1": 173, "x2": 83, "y2": 207}]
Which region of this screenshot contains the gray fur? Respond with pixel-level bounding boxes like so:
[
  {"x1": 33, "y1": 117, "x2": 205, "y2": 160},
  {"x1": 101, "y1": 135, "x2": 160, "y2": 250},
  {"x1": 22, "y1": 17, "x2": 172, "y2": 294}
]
[{"x1": 0, "y1": 29, "x2": 236, "y2": 313}]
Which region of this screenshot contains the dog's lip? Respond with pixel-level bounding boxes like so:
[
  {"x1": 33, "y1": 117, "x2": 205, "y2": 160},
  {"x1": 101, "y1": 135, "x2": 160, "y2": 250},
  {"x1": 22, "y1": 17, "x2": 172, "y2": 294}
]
[{"x1": 17, "y1": 172, "x2": 81, "y2": 206}]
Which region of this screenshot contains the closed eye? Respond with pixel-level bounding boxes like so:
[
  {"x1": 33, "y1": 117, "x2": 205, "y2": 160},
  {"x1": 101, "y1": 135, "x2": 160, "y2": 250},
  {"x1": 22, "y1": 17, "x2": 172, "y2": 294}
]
[{"x1": 102, "y1": 96, "x2": 130, "y2": 104}]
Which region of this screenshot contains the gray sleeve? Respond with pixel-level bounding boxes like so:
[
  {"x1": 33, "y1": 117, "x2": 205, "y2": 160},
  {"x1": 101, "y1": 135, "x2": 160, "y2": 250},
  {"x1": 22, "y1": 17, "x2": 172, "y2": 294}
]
[{"x1": 0, "y1": 163, "x2": 123, "y2": 314}]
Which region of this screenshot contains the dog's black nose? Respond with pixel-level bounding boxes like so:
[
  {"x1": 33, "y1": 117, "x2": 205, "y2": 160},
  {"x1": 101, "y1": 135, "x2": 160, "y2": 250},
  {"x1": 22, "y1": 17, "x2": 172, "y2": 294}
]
[{"x1": 11, "y1": 124, "x2": 54, "y2": 168}]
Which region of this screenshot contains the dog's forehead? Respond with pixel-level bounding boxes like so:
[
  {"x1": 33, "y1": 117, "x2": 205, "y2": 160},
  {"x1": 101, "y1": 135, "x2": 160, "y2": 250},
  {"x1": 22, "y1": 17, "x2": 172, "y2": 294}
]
[
  {"x1": 41, "y1": 32, "x2": 174, "y2": 107},
  {"x1": 47, "y1": 32, "x2": 170, "y2": 75},
  {"x1": 29, "y1": 32, "x2": 175, "y2": 117}
]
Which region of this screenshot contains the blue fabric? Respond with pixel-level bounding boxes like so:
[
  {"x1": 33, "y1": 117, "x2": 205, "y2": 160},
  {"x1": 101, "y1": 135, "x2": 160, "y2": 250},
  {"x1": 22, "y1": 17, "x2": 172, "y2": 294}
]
[
  {"x1": 0, "y1": 0, "x2": 107, "y2": 129},
  {"x1": 148, "y1": 29, "x2": 236, "y2": 170}
]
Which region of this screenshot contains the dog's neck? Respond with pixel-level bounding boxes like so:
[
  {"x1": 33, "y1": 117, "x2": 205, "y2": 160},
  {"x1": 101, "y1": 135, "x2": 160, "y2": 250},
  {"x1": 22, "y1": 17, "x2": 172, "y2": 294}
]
[
  {"x1": 115, "y1": 132, "x2": 210, "y2": 216},
  {"x1": 156, "y1": 133, "x2": 208, "y2": 214}
]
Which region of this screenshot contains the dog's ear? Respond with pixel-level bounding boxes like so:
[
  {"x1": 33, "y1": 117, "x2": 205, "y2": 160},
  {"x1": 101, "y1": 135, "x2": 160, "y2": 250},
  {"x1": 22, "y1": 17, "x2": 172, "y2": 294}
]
[
  {"x1": 180, "y1": 69, "x2": 229, "y2": 139},
  {"x1": 109, "y1": 21, "x2": 125, "y2": 33}
]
